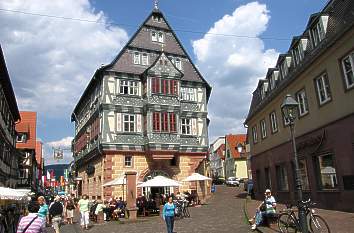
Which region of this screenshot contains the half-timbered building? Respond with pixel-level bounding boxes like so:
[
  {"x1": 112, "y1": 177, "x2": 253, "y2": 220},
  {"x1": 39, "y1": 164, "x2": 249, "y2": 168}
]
[{"x1": 72, "y1": 5, "x2": 211, "y2": 199}]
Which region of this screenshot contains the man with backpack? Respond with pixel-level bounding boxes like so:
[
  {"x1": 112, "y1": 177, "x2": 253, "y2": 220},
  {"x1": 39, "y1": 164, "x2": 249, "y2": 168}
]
[{"x1": 49, "y1": 196, "x2": 63, "y2": 233}]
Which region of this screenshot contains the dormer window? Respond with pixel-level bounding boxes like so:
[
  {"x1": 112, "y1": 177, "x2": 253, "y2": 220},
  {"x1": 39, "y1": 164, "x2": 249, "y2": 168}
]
[
  {"x1": 292, "y1": 43, "x2": 303, "y2": 66},
  {"x1": 175, "y1": 58, "x2": 182, "y2": 70},
  {"x1": 260, "y1": 82, "x2": 268, "y2": 100},
  {"x1": 142, "y1": 53, "x2": 149, "y2": 66},
  {"x1": 311, "y1": 16, "x2": 328, "y2": 47},
  {"x1": 280, "y1": 58, "x2": 290, "y2": 79},
  {"x1": 16, "y1": 133, "x2": 28, "y2": 143},
  {"x1": 152, "y1": 15, "x2": 162, "y2": 22}
]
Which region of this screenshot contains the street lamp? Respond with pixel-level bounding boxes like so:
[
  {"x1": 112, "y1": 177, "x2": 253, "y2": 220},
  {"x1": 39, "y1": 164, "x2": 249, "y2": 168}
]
[
  {"x1": 281, "y1": 94, "x2": 308, "y2": 233},
  {"x1": 237, "y1": 143, "x2": 243, "y2": 153}
]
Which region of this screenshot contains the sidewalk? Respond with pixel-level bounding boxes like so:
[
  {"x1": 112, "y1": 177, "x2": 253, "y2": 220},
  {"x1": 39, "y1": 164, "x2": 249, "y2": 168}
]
[{"x1": 244, "y1": 196, "x2": 354, "y2": 233}]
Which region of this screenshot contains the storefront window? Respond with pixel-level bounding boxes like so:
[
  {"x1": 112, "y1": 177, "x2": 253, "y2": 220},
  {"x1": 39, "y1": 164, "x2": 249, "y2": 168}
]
[
  {"x1": 316, "y1": 153, "x2": 338, "y2": 190},
  {"x1": 299, "y1": 159, "x2": 309, "y2": 190},
  {"x1": 276, "y1": 165, "x2": 289, "y2": 191}
]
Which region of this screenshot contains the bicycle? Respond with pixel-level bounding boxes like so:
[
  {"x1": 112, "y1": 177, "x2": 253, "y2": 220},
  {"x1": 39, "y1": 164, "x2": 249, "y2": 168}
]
[
  {"x1": 277, "y1": 199, "x2": 330, "y2": 233},
  {"x1": 173, "y1": 199, "x2": 190, "y2": 219}
]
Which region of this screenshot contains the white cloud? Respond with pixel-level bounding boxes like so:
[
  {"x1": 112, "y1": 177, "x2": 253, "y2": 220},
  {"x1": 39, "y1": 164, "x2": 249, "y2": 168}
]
[
  {"x1": 44, "y1": 136, "x2": 74, "y2": 165},
  {"x1": 192, "y1": 1, "x2": 279, "y2": 141},
  {"x1": 0, "y1": 0, "x2": 128, "y2": 118}
]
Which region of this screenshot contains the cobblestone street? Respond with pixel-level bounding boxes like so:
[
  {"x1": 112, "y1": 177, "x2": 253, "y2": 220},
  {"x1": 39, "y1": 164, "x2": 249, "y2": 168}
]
[{"x1": 47, "y1": 186, "x2": 251, "y2": 233}]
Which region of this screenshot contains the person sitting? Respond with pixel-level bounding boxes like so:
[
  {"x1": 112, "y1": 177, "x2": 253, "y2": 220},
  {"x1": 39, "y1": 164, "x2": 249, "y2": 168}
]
[{"x1": 249, "y1": 189, "x2": 276, "y2": 230}]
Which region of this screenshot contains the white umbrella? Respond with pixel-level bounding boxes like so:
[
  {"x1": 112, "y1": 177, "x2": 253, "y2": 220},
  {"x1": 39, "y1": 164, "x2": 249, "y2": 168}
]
[
  {"x1": 182, "y1": 173, "x2": 212, "y2": 182},
  {"x1": 137, "y1": 176, "x2": 181, "y2": 187},
  {"x1": 0, "y1": 187, "x2": 28, "y2": 201},
  {"x1": 102, "y1": 176, "x2": 126, "y2": 187}
]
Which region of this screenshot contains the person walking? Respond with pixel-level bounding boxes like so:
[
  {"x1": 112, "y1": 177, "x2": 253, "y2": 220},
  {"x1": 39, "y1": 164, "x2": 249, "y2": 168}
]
[
  {"x1": 77, "y1": 194, "x2": 90, "y2": 230},
  {"x1": 162, "y1": 196, "x2": 175, "y2": 233},
  {"x1": 37, "y1": 196, "x2": 49, "y2": 225},
  {"x1": 17, "y1": 201, "x2": 47, "y2": 233},
  {"x1": 49, "y1": 196, "x2": 64, "y2": 233},
  {"x1": 65, "y1": 197, "x2": 75, "y2": 224}
]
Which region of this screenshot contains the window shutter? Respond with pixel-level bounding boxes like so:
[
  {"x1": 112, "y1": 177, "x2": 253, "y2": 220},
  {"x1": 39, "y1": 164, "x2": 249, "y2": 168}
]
[
  {"x1": 156, "y1": 78, "x2": 160, "y2": 93},
  {"x1": 153, "y1": 112, "x2": 160, "y2": 132},
  {"x1": 170, "y1": 113, "x2": 176, "y2": 132},
  {"x1": 151, "y1": 78, "x2": 156, "y2": 93},
  {"x1": 116, "y1": 113, "x2": 122, "y2": 132},
  {"x1": 136, "y1": 114, "x2": 142, "y2": 132},
  {"x1": 192, "y1": 118, "x2": 197, "y2": 136}
]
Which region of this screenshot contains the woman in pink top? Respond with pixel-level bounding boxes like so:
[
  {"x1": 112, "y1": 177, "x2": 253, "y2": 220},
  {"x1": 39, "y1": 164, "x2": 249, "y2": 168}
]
[{"x1": 17, "y1": 201, "x2": 46, "y2": 233}]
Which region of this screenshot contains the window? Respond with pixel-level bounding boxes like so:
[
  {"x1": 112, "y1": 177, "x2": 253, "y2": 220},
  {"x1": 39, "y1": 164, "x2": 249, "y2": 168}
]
[
  {"x1": 265, "y1": 167, "x2": 271, "y2": 189},
  {"x1": 158, "y1": 32, "x2": 164, "y2": 43},
  {"x1": 315, "y1": 153, "x2": 338, "y2": 190},
  {"x1": 252, "y1": 126, "x2": 258, "y2": 144},
  {"x1": 296, "y1": 89, "x2": 309, "y2": 116},
  {"x1": 19, "y1": 169, "x2": 28, "y2": 179},
  {"x1": 292, "y1": 43, "x2": 304, "y2": 66},
  {"x1": 119, "y1": 80, "x2": 139, "y2": 95},
  {"x1": 16, "y1": 133, "x2": 27, "y2": 143},
  {"x1": 133, "y1": 52, "x2": 140, "y2": 64},
  {"x1": 180, "y1": 87, "x2": 196, "y2": 101},
  {"x1": 276, "y1": 165, "x2": 289, "y2": 191},
  {"x1": 123, "y1": 114, "x2": 135, "y2": 132},
  {"x1": 299, "y1": 159, "x2": 309, "y2": 190},
  {"x1": 152, "y1": 15, "x2": 161, "y2": 22},
  {"x1": 269, "y1": 111, "x2": 278, "y2": 133},
  {"x1": 260, "y1": 119, "x2": 267, "y2": 139},
  {"x1": 315, "y1": 73, "x2": 331, "y2": 105},
  {"x1": 174, "y1": 58, "x2": 182, "y2": 70},
  {"x1": 124, "y1": 156, "x2": 132, "y2": 167},
  {"x1": 153, "y1": 112, "x2": 176, "y2": 133},
  {"x1": 280, "y1": 60, "x2": 288, "y2": 79},
  {"x1": 142, "y1": 53, "x2": 149, "y2": 66},
  {"x1": 341, "y1": 52, "x2": 354, "y2": 89},
  {"x1": 312, "y1": 21, "x2": 325, "y2": 47},
  {"x1": 151, "y1": 78, "x2": 177, "y2": 95},
  {"x1": 151, "y1": 31, "x2": 157, "y2": 42},
  {"x1": 181, "y1": 118, "x2": 192, "y2": 135}
]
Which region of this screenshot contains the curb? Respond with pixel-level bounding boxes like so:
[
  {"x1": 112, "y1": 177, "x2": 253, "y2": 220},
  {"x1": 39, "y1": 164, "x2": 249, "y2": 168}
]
[{"x1": 243, "y1": 196, "x2": 251, "y2": 226}]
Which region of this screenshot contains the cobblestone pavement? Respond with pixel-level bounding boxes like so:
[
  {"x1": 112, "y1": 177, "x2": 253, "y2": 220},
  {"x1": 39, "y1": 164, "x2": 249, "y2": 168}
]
[{"x1": 47, "y1": 186, "x2": 251, "y2": 233}]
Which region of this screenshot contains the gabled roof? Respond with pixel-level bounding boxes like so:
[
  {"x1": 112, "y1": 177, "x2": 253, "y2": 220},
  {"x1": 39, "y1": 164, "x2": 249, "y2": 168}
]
[
  {"x1": 225, "y1": 134, "x2": 246, "y2": 159},
  {"x1": 0, "y1": 45, "x2": 20, "y2": 121},
  {"x1": 144, "y1": 52, "x2": 183, "y2": 78},
  {"x1": 72, "y1": 8, "x2": 212, "y2": 117}
]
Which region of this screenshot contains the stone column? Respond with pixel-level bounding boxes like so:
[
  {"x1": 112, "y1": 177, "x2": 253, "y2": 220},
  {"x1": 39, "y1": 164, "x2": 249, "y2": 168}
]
[{"x1": 125, "y1": 171, "x2": 138, "y2": 220}]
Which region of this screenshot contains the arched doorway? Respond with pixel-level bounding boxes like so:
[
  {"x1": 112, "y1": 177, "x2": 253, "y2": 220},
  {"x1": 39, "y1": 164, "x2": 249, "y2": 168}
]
[{"x1": 142, "y1": 170, "x2": 174, "y2": 198}]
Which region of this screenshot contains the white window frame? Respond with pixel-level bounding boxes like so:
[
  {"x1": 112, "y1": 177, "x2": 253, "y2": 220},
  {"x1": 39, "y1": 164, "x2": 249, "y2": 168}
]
[
  {"x1": 252, "y1": 126, "x2": 258, "y2": 144},
  {"x1": 296, "y1": 89, "x2": 309, "y2": 116},
  {"x1": 119, "y1": 80, "x2": 139, "y2": 95},
  {"x1": 142, "y1": 53, "x2": 149, "y2": 66},
  {"x1": 315, "y1": 74, "x2": 331, "y2": 105},
  {"x1": 124, "y1": 155, "x2": 132, "y2": 167},
  {"x1": 151, "y1": 31, "x2": 158, "y2": 42},
  {"x1": 270, "y1": 111, "x2": 278, "y2": 133},
  {"x1": 181, "y1": 118, "x2": 192, "y2": 135},
  {"x1": 281, "y1": 61, "x2": 288, "y2": 79},
  {"x1": 260, "y1": 119, "x2": 267, "y2": 139},
  {"x1": 312, "y1": 21, "x2": 325, "y2": 47},
  {"x1": 123, "y1": 114, "x2": 135, "y2": 132},
  {"x1": 341, "y1": 52, "x2": 354, "y2": 89},
  {"x1": 180, "y1": 87, "x2": 196, "y2": 102},
  {"x1": 175, "y1": 58, "x2": 182, "y2": 70},
  {"x1": 133, "y1": 52, "x2": 140, "y2": 64},
  {"x1": 158, "y1": 32, "x2": 164, "y2": 43}
]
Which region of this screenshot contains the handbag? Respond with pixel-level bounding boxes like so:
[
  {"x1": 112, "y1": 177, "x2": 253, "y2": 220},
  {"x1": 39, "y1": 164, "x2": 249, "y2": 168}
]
[{"x1": 21, "y1": 215, "x2": 38, "y2": 233}]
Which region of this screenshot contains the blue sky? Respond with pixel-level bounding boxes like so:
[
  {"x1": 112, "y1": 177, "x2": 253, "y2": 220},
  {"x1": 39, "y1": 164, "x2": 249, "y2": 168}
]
[{"x1": 0, "y1": 0, "x2": 327, "y2": 164}]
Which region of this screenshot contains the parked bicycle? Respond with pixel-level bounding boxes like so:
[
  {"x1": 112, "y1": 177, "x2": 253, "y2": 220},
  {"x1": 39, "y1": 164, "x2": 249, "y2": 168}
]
[
  {"x1": 278, "y1": 199, "x2": 330, "y2": 233},
  {"x1": 174, "y1": 199, "x2": 190, "y2": 219}
]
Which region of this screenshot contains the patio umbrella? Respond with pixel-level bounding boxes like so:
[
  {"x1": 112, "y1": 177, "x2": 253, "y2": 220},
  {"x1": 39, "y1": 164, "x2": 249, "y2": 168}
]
[
  {"x1": 137, "y1": 176, "x2": 181, "y2": 188},
  {"x1": 103, "y1": 175, "x2": 127, "y2": 201},
  {"x1": 182, "y1": 173, "x2": 212, "y2": 182},
  {"x1": 0, "y1": 187, "x2": 29, "y2": 201}
]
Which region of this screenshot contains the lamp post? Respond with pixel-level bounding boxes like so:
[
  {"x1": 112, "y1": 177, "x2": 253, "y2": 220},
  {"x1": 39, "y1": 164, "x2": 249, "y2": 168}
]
[{"x1": 281, "y1": 94, "x2": 308, "y2": 233}]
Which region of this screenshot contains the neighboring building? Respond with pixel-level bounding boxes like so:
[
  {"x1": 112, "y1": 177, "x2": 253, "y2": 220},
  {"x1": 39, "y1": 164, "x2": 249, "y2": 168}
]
[
  {"x1": 0, "y1": 45, "x2": 21, "y2": 188},
  {"x1": 16, "y1": 111, "x2": 38, "y2": 191},
  {"x1": 224, "y1": 134, "x2": 247, "y2": 179},
  {"x1": 245, "y1": 0, "x2": 354, "y2": 212},
  {"x1": 72, "y1": 5, "x2": 211, "y2": 200},
  {"x1": 35, "y1": 141, "x2": 44, "y2": 191},
  {"x1": 209, "y1": 136, "x2": 225, "y2": 178}
]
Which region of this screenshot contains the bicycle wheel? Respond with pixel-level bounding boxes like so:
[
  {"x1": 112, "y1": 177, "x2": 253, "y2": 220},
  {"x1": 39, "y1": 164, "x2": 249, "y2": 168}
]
[
  {"x1": 277, "y1": 213, "x2": 298, "y2": 233},
  {"x1": 309, "y1": 214, "x2": 330, "y2": 233}
]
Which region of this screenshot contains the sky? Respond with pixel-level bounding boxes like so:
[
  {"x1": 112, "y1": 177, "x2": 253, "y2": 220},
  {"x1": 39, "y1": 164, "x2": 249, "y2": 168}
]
[{"x1": 0, "y1": 0, "x2": 328, "y2": 165}]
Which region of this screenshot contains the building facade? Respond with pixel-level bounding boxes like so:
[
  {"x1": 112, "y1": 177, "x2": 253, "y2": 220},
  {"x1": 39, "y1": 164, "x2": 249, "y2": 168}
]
[
  {"x1": 224, "y1": 134, "x2": 247, "y2": 179},
  {"x1": 72, "y1": 6, "x2": 211, "y2": 200},
  {"x1": 245, "y1": 0, "x2": 354, "y2": 212},
  {"x1": 16, "y1": 111, "x2": 38, "y2": 191},
  {"x1": 0, "y1": 45, "x2": 21, "y2": 188},
  {"x1": 209, "y1": 136, "x2": 225, "y2": 178}
]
